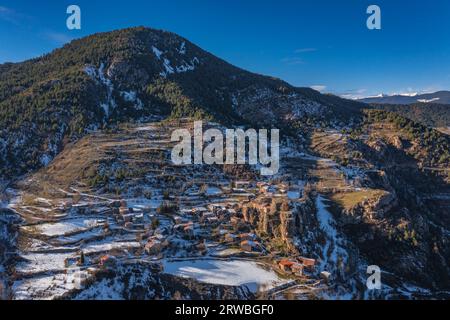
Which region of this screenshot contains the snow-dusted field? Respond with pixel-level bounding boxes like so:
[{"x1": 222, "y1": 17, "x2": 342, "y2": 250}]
[
  {"x1": 16, "y1": 252, "x2": 73, "y2": 274},
  {"x1": 126, "y1": 198, "x2": 162, "y2": 210},
  {"x1": 206, "y1": 187, "x2": 222, "y2": 196},
  {"x1": 13, "y1": 270, "x2": 90, "y2": 300},
  {"x1": 21, "y1": 218, "x2": 102, "y2": 237},
  {"x1": 82, "y1": 241, "x2": 141, "y2": 255},
  {"x1": 163, "y1": 259, "x2": 289, "y2": 292}
]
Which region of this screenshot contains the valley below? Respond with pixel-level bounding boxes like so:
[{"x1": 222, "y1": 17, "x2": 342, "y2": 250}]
[{"x1": 1, "y1": 118, "x2": 449, "y2": 300}]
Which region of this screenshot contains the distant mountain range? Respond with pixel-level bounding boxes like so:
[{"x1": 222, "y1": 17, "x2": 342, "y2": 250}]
[
  {"x1": 359, "y1": 91, "x2": 450, "y2": 104},
  {"x1": 359, "y1": 91, "x2": 450, "y2": 129}
]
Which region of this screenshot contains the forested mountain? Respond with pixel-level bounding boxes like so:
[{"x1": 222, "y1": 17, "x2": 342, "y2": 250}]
[
  {"x1": 369, "y1": 103, "x2": 450, "y2": 128},
  {"x1": 0, "y1": 26, "x2": 367, "y2": 179}
]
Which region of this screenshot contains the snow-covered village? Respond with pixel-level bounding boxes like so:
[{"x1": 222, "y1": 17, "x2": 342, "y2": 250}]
[
  {"x1": 2, "y1": 116, "x2": 444, "y2": 300},
  {"x1": 1, "y1": 2, "x2": 450, "y2": 304},
  {"x1": 1, "y1": 120, "x2": 339, "y2": 300}
]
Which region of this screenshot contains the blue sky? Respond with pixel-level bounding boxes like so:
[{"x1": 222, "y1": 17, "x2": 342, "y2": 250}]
[{"x1": 1, "y1": 0, "x2": 449, "y2": 98}]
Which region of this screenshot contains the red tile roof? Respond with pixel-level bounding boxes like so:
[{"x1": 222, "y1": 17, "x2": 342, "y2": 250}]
[{"x1": 279, "y1": 259, "x2": 295, "y2": 267}]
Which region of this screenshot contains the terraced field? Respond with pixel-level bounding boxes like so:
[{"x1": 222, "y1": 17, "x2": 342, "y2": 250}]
[{"x1": 5, "y1": 120, "x2": 324, "y2": 299}]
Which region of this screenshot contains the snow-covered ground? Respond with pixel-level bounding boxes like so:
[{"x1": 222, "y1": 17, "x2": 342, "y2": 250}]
[
  {"x1": 205, "y1": 187, "x2": 222, "y2": 196},
  {"x1": 71, "y1": 277, "x2": 126, "y2": 300},
  {"x1": 13, "y1": 271, "x2": 89, "y2": 300},
  {"x1": 21, "y1": 218, "x2": 102, "y2": 237},
  {"x1": 287, "y1": 191, "x2": 301, "y2": 200},
  {"x1": 16, "y1": 252, "x2": 73, "y2": 274},
  {"x1": 162, "y1": 259, "x2": 289, "y2": 292},
  {"x1": 82, "y1": 241, "x2": 141, "y2": 255},
  {"x1": 127, "y1": 198, "x2": 162, "y2": 210},
  {"x1": 315, "y1": 195, "x2": 348, "y2": 272}
]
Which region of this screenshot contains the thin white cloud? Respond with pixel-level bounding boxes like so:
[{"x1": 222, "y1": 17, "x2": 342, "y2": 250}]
[
  {"x1": 338, "y1": 88, "x2": 368, "y2": 100},
  {"x1": 282, "y1": 48, "x2": 317, "y2": 66},
  {"x1": 392, "y1": 91, "x2": 418, "y2": 97},
  {"x1": 311, "y1": 85, "x2": 327, "y2": 92},
  {"x1": 281, "y1": 57, "x2": 305, "y2": 65},
  {"x1": 295, "y1": 48, "x2": 317, "y2": 53},
  {"x1": 0, "y1": 6, "x2": 20, "y2": 24},
  {"x1": 43, "y1": 31, "x2": 74, "y2": 45},
  {"x1": 0, "y1": 6, "x2": 11, "y2": 13}
]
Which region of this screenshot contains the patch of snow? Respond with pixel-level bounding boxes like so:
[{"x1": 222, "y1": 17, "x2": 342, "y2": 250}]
[
  {"x1": 175, "y1": 57, "x2": 199, "y2": 73},
  {"x1": 152, "y1": 46, "x2": 163, "y2": 60},
  {"x1": 417, "y1": 97, "x2": 440, "y2": 103},
  {"x1": 315, "y1": 195, "x2": 348, "y2": 272},
  {"x1": 84, "y1": 63, "x2": 116, "y2": 118},
  {"x1": 121, "y1": 91, "x2": 137, "y2": 102},
  {"x1": 100, "y1": 103, "x2": 109, "y2": 116},
  {"x1": 36, "y1": 124, "x2": 67, "y2": 167},
  {"x1": 16, "y1": 252, "x2": 73, "y2": 274},
  {"x1": 287, "y1": 191, "x2": 301, "y2": 200},
  {"x1": 206, "y1": 187, "x2": 222, "y2": 196},
  {"x1": 290, "y1": 98, "x2": 326, "y2": 119},
  {"x1": 40, "y1": 154, "x2": 52, "y2": 167},
  {"x1": 84, "y1": 66, "x2": 97, "y2": 79},
  {"x1": 13, "y1": 271, "x2": 90, "y2": 300},
  {"x1": 339, "y1": 166, "x2": 366, "y2": 185},
  {"x1": 22, "y1": 219, "x2": 102, "y2": 237},
  {"x1": 120, "y1": 91, "x2": 144, "y2": 110},
  {"x1": 231, "y1": 94, "x2": 239, "y2": 109},
  {"x1": 176, "y1": 62, "x2": 194, "y2": 73},
  {"x1": 73, "y1": 277, "x2": 125, "y2": 300},
  {"x1": 82, "y1": 241, "x2": 141, "y2": 255},
  {"x1": 127, "y1": 198, "x2": 162, "y2": 210},
  {"x1": 163, "y1": 259, "x2": 289, "y2": 292},
  {"x1": 160, "y1": 58, "x2": 175, "y2": 77},
  {"x1": 178, "y1": 42, "x2": 186, "y2": 55}
]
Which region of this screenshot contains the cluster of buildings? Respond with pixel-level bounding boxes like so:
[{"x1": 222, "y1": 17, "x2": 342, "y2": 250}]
[
  {"x1": 224, "y1": 232, "x2": 264, "y2": 253},
  {"x1": 100, "y1": 179, "x2": 317, "y2": 281},
  {"x1": 110, "y1": 199, "x2": 145, "y2": 230},
  {"x1": 256, "y1": 181, "x2": 304, "y2": 200},
  {"x1": 277, "y1": 257, "x2": 316, "y2": 276}
]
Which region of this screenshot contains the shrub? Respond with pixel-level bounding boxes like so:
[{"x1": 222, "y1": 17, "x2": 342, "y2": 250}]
[
  {"x1": 151, "y1": 218, "x2": 160, "y2": 230},
  {"x1": 156, "y1": 201, "x2": 178, "y2": 215}
]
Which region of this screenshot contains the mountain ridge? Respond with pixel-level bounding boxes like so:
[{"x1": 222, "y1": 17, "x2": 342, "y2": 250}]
[{"x1": 359, "y1": 90, "x2": 450, "y2": 105}]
